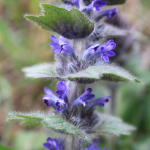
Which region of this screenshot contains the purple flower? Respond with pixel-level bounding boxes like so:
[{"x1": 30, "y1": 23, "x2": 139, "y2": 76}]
[
  {"x1": 56, "y1": 81, "x2": 68, "y2": 103},
  {"x1": 99, "y1": 40, "x2": 116, "y2": 62},
  {"x1": 82, "y1": 44, "x2": 100, "y2": 60},
  {"x1": 72, "y1": 0, "x2": 79, "y2": 8},
  {"x1": 87, "y1": 0, "x2": 106, "y2": 12},
  {"x1": 43, "y1": 137, "x2": 64, "y2": 150},
  {"x1": 82, "y1": 40, "x2": 116, "y2": 62},
  {"x1": 89, "y1": 96, "x2": 110, "y2": 107},
  {"x1": 85, "y1": 139, "x2": 100, "y2": 150},
  {"x1": 95, "y1": 8, "x2": 118, "y2": 20},
  {"x1": 43, "y1": 83, "x2": 68, "y2": 111},
  {"x1": 49, "y1": 35, "x2": 75, "y2": 55},
  {"x1": 85, "y1": 140, "x2": 107, "y2": 150},
  {"x1": 72, "y1": 88, "x2": 95, "y2": 107}
]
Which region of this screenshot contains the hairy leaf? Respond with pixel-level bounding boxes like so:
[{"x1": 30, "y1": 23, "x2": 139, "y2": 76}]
[
  {"x1": 7, "y1": 112, "x2": 85, "y2": 138},
  {"x1": 7, "y1": 112, "x2": 48, "y2": 127},
  {"x1": 43, "y1": 116, "x2": 85, "y2": 138},
  {"x1": 25, "y1": 4, "x2": 94, "y2": 39},
  {"x1": 95, "y1": 114, "x2": 136, "y2": 136},
  {"x1": 22, "y1": 63, "x2": 57, "y2": 78},
  {"x1": 62, "y1": 64, "x2": 141, "y2": 83}
]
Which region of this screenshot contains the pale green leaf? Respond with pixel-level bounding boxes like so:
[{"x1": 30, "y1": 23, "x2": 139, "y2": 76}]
[
  {"x1": 25, "y1": 4, "x2": 94, "y2": 39},
  {"x1": 7, "y1": 112, "x2": 48, "y2": 127},
  {"x1": 7, "y1": 112, "x2": 85, "y2": 138},
  {"x1": 62, "y1": 64, "x2": 141, "y2": 83},
  {"x1": 22, "y1": 63, "x2": 57, "y2": 78},
  {"x1": 95, "y1": 114, "x2": 136, "y2": 136},
  {"x1": 43, "y1": 116, "x2": 85, "y2": 138}
]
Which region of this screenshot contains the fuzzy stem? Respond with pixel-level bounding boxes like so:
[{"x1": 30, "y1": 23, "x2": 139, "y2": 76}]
[
  {"x1": 66, "y1": 81, "x2": 78, "y2": 104},
  {"x1": 73, "y1": 39, "x2": 87, "y2": 57},
  {"x1": 71, "y1": 136, "x2": 81, "y2": 150}
]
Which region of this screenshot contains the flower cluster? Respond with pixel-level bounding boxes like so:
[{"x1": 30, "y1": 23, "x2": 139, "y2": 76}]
[
  {"x1": 43, "y1": 138, "x2": 106, "y2": 150},
  {"x1": 43, "y1": 81, "x2": 110, "y2": 111}
]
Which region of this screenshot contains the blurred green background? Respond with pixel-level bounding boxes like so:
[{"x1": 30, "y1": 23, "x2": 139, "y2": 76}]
[{"x1": 0, "y1": 0, "x2": 150, "y2": 150}]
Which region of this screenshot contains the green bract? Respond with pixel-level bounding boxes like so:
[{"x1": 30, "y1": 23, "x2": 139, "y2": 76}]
[
  {"x1": 63, "y1": 64, "x2": 141, "y2": 83},
  {"x1": 7, "y1": 112, "x2": 136, "y2": 140},
  {"x1": 96, "y1": 114, "x2": 136, "y2": 136},
  {"x1": 25, "y1": 4, "x2": 94, "y2": 39},
  {"x1": 22, "y1": 63, "x2": 141, "y2": 83}
]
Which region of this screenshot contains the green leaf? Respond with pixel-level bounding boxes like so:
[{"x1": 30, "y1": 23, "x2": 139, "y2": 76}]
[
  {"x1": 62, "y1": 64, "x2": 141, "y2": 83},
  {"x1": 7, "y1": 112, "x2": 85, "y2": 138},
  {"x1": 22, "y1": 63, "x2": 57, "y2": 78},
  {"x1": 7, "y1": 112, "x2": 48, "y2": 127},
  {"x1": 95, "y1": 114, "x2": 136, "y2": 136},
  {"x1": 25, "y1": 4, "x2": 94, "y2": 39},
  {"x1": 43, "y1": 116, "x2": 85, "y2": 138}
]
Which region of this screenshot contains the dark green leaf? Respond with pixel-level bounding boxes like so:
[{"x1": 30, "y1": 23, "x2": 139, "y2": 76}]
[
  {"x1": 25, "y1": 4, "x2": 94, "y2": 39},
  {"x1": 62, "y1": 64, "x2": 141, "y2": 83}
]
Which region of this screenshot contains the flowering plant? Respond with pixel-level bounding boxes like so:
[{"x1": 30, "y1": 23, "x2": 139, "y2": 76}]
[{"x1": 7, "y1": 0, "x2": 141, "y2": 149}]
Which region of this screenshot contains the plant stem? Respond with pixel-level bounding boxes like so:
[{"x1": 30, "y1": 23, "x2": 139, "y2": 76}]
[{"x1": 71, "y1": 136, "x2": 81, "y2": 150}]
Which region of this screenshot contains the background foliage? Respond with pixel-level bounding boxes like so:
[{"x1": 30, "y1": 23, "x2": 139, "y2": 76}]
[{"x1": 0, "y1": 0, "x2": 150, "y2": 150}]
